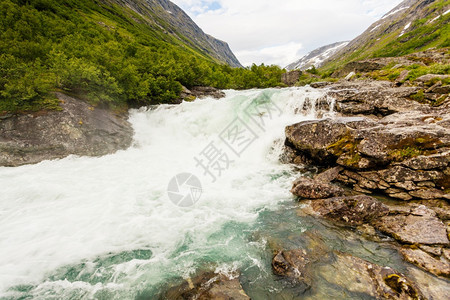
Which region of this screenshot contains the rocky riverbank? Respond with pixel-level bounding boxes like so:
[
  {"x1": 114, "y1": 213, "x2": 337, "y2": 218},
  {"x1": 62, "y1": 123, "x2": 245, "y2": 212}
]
[{"x1": 280, "y1": 78, "x2": 450, "y2": 298}]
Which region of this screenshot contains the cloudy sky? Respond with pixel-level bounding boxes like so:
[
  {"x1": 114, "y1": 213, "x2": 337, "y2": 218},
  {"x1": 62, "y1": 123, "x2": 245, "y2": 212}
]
[{"x1": 170, "y1": 0, "x2": 404, "y2": 67}]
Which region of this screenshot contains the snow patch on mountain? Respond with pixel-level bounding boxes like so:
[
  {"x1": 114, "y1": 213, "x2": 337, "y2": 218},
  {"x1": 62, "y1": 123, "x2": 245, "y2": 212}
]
[{"x1": 285, "y1": 41, "x2": 349, "y2": 71}]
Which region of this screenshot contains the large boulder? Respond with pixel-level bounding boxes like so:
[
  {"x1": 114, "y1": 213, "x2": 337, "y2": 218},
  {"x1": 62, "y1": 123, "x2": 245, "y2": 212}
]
[
  {"x1": 0, "y1": 93, "x2": 133, "y2": 167},
  {"x1": 304, "y1": 195, "x2": 389, "y2": 227},
  {"x1": 290, "y1": 176, "x2": 344, "y2": 199}
]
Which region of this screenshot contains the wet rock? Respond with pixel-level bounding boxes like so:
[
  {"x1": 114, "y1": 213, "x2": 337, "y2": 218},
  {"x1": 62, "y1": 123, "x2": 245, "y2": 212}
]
[
  {"x1": 272, "y1": 249, "x2": 312, "y2": 289},
  {"x1": 374, "y1": 214, "x2": 449, "y2": 245},
  {"x1": 0, "y1": 93, "x2": 133, "y2": 167},
  {"x1": 307, "y1": 195, "x2": 389, "y2": 227},
  {"x1": 162, "y1": 271, "x2": 250, "y2": 300},
  {"x1": 319, "y1": 252, "x2": 424, "y2": 299},
  {"x1": 400, "y1": 247, "x2": 450, "y2": 278},
  {"x1": 407, "y1": 266, "x2": 450, "y2": 300},
  {"x1": 290, "y1": 176, "x2": 344, "y2": 199}
]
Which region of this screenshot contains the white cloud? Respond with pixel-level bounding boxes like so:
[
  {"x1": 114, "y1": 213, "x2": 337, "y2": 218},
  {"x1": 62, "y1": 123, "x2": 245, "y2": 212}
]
[{"x1": 172, "y1": 0, "x2": 403, "y2": 66}]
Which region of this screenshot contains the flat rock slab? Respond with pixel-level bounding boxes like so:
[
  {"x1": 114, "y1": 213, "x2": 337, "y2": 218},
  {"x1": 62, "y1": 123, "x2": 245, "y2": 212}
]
[
  {"x1": 400, "y1": 248, "x2": 450, "y2": 278},
  {"x1": 319, "y1": 252, "x2": 424, "y2": 299},
  {"x1": 374, "y1": 214, "x2": 450, "y2": 246}
]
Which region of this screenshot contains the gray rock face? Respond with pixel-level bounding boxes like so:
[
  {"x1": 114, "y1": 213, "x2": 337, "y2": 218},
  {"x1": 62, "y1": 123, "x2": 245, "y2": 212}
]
[{"x1": 0, "y1": 93, "x2": 133, "y2": 167}]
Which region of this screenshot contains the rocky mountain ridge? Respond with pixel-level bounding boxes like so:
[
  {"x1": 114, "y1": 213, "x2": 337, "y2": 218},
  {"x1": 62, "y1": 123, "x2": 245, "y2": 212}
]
[
  {"x1": 109, "y1": 0, "x2": 242, "y2": 67},
  {"x1": 322, "y1": 0, "x2": 449, "y2": 70},
  {"x1": 285, "y1": 41, "x2": 349, "y2": 71}
]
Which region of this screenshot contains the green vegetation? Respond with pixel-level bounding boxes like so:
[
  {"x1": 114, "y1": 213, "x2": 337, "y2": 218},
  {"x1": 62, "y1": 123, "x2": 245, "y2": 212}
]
[
  {"x1": 0, "y1": 0, "x2": 285, "y2": 113},
  {"x1": 320, "y1": 0, "x2": 450, "y2": 74}
]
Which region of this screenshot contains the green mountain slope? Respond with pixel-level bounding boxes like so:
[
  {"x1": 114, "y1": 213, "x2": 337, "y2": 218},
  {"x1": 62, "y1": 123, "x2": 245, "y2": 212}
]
[
  {"x1": 0, "y1": 0, "x2": 284, "y2": 113},
  {"x1": 322, "y1": 0, "x2": 450, "y2": 72}
]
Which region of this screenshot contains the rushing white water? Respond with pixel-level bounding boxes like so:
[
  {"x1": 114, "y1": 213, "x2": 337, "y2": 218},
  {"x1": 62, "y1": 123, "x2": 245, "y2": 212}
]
[{"x1": 0, "y1": 87, "x2": 334, "y2": 299}]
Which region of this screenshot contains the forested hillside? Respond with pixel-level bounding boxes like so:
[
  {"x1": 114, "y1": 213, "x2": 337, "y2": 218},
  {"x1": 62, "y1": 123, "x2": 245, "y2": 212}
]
[{"x1": 0, "y1": 0, "x2": 285, "y2": 113}]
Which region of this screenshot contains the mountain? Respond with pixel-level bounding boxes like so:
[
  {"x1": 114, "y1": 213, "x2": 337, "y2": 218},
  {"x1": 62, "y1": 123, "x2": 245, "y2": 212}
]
[
  {"x1": 285, "y1": 41, "x2": 349, "y2": 71},
  {"x1": 111, "y1": 0, "x2": 241, "y2": 67},
  {"x1": 321, "y1": 0, "x2": 449, "y2": 71},
  {"x1": 0, "y1": 0, "x2": 285, "y2": 114}
]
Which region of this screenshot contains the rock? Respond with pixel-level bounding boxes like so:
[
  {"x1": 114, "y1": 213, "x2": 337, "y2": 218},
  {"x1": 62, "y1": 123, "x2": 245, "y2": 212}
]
[
  {"x1": 310, "y1": 81, "x2": 334, "y2": 88},
  {"x1": 344, "y1": 71, "x2": 356, "y2": 80},
  {"x1": 162, "y1": 271, "x2": 250, "y2": 300},
  {"x1": 374, "y1": 214, "x2": 449, "y2": 245},
  {"x1": 400, "y1": 247, "x2": 450, "y2": 278},
  {"x1": 284, "y1": 111, "x2": 450, "y2": 200},
  {"x1": 290, "y1": 176, "x2": 344, "y2": 199},
  {"x1": 0, "y1": 93, "x2": 133, "y2": 167},
  {"x1": 272, "y1": 249, "x2": 312, "y2": 289},
  {"x1": 407, "y1": 266, "x2": 450, "y2": 300},
  {"x1": 419, "y1": 245, "x2": 442, "y2": 256},
  {"x1": 333, "y1": 60, "x2": 387, "y2": 77},
  {"x1": 190, "y1": 86, "x2": 226, "y2": 99},
  {"x1": 281, "y1": 70, "x2": 301, "y2": 86},
  {"x1": 314, "y1": 166, "x2": 344, "y2": 182},
  {"x1": 396, "y1": 70, "x2": 410, "y2": 84},
  {"x1": 308, "y1": 195, "x2": 389, "y2": 227},
  {"x1": 401, "y1": 152, "x2": 450, "y2": 170},
  {"x1": 319, "y1": 252, "x2": 424, "y2": 299},
  {"x1": 415, "y1": 74, "x2": 450, "y2": 84},
  {"x1": 431, "y1": 85, "x2": 450, "y2": 94}
]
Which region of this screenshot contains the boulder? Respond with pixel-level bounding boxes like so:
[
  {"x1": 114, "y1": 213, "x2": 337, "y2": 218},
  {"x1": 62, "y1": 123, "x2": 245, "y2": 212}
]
[
  {"x1": 290, "y1": 176, "x2": 344, "y2": 199},
  {"x1": 0, "y1": 93, "x2": 133, "y2": 167},
  {"x1": 307, "y1": 195, "x2": 389, "y2": 226}
]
